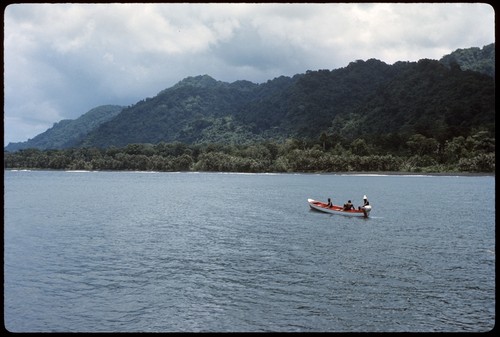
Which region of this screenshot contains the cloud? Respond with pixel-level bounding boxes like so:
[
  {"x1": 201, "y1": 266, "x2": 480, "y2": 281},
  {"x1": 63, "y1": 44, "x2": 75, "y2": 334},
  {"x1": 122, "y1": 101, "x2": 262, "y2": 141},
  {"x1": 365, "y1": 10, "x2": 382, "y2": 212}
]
[{"x1": 3, "y1": 3, "x2": 495, "y2": 144}]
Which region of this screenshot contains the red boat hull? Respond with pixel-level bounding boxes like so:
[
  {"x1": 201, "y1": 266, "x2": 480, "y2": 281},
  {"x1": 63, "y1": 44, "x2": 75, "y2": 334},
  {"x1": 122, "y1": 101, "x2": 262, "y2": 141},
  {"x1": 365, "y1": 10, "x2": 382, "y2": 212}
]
[{"x1": 308, "y1": 198, "x2": 371, "y2": 218}]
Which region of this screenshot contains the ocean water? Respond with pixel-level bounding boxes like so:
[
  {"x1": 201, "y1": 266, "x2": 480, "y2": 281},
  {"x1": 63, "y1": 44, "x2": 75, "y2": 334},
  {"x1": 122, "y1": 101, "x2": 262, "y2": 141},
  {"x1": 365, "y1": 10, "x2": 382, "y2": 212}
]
[{"x1": 3, "y1": 170, "x2": 495, "y2": 332}]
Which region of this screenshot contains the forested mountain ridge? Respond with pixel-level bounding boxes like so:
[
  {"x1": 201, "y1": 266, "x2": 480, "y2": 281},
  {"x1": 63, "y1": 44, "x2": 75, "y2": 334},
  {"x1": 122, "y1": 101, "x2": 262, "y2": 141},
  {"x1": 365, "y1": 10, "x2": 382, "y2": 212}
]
[
  {"x1": 79, "y1": 72, "x2": 308, "y2": 147},
  {"x1": 5, "y1": 44, "x2": 494, "y2": 153},
  {"x1": 439, "y1": 43, "x2": 495, "y2": 78},
  {"x1": 79, "y1": 55, "x2": 494, "y2": 149},
  {"x1": 330, "y1": 58, "x2": 495, "y2": 142},
  {"x1": 5, "y1": 105, "x2": 124, "y2": 151}
]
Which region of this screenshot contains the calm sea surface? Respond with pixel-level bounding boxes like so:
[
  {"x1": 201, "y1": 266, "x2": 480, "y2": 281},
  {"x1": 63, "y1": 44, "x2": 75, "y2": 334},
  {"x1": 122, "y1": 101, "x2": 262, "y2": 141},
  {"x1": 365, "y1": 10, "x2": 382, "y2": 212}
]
[{"x1": 3, "y1": 170, "x2": 495, "y2": 332}]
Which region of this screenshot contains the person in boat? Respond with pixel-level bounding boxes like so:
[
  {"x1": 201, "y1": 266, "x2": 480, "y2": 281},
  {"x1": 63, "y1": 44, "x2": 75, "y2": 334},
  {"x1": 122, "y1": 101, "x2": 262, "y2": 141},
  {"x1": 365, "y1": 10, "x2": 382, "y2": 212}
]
[
  {"x1": 359, "y1": 195, "x2": 369, "y2": 209},
  {"x1": 326, "y1": 198, "x2": 332, "y2": 207},
  {"x1": 363, "y1": 195, "x2": 369, "y2": 206},
  {"x1": 343, "y1": 200, "x2": 354, "y2": 210}
]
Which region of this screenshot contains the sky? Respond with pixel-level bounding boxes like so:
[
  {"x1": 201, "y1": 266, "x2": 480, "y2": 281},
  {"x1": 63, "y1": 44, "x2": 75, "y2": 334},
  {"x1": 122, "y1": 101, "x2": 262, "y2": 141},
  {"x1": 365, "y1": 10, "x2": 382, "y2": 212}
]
[{"x1": 3, "y1": 3, "x2": 495, "y2": 145}]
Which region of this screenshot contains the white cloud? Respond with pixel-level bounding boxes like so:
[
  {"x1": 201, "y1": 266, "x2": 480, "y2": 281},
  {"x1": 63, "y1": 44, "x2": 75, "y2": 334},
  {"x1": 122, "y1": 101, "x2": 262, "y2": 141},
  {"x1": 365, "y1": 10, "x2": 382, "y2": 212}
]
[{"x1": 4, "y1": 3, "x2": 495, "y2": 144}]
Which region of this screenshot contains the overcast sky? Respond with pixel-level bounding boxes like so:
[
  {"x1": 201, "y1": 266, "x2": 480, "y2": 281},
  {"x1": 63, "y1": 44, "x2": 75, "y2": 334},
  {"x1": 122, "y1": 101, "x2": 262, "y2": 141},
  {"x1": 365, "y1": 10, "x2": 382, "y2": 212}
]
[{"x1": 3, "y1": 3, "x2": 495, "y2": 145}]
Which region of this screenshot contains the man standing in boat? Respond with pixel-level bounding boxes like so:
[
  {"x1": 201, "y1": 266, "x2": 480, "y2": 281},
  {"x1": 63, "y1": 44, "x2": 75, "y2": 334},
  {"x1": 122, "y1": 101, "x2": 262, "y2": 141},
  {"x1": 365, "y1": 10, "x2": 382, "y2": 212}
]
[
  {"x1": 358, "y1": 195, "x2": 369, "y2": 210},
  {"x1": 363, "y1": 195, "x2": 369, "y2": 206}
]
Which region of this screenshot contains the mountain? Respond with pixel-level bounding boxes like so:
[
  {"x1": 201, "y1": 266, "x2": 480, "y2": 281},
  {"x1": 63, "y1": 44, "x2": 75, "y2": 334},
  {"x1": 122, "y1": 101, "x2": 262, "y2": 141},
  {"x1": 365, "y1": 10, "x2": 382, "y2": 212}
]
[
  {"x1": 5, "y1": 44, "x2": 495, "y2": 152},
  {"x1": 329, "y1": 58, "x2": 495, "y2": 142},
  {"x1": 80, "y1": 57, "x2": 494, "y2": 148},
  {"x1": 5, "y1": 105, "x2": 124, "y2": 151},
  {"x1": 439, "y1": 43, "x2": 495, "y2": 78},
  {"x1": 80, "y1": 75, "x2": 269, "y2": 147}
]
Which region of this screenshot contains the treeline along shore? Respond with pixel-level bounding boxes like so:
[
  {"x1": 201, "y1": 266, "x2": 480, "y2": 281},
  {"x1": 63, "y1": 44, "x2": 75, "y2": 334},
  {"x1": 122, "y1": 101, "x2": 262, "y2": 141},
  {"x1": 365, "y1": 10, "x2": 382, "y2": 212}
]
[{"x1": 4, "y1": 131, "x2": 495, "y2": 173}]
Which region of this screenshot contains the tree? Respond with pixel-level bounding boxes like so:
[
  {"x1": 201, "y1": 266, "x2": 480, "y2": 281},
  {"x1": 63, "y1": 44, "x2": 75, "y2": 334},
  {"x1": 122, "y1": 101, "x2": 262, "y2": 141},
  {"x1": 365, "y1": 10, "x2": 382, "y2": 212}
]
[
  {"x1": 406, "y1": 134, "x2": 439, "y2": 157},
  {"x1": 319, "y1": 132, "x2": 328, "y2": 150},
  {"x1": 350, "y1": 138, "x2": 370, "y2": 156}
]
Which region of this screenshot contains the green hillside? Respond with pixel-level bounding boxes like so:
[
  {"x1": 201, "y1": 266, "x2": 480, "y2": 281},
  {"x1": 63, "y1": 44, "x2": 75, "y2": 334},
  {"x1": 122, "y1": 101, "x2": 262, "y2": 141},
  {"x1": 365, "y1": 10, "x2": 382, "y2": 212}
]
[
  {"x1": 78, "y1": 57, "x2": 494, "y2": 150},
  {"x1": 439, "y1": 43, "x2": 495, "y2": 78},
  {"x1": 7, "y1": 44, "x2": 494, "y2": 152},
  {"x1": 5, "y1": 105, "x2": 124, "y2": 151}
]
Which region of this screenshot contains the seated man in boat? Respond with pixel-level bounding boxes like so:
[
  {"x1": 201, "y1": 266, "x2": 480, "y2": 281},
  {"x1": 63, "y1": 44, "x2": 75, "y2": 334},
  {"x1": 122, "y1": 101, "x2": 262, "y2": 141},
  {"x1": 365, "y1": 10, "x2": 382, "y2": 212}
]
[
  {"x1": 326, "y1": 198, "x2": 332, "y2": 207},
  {"x1": 343, "y1": 200, "x2": 354, "y2": 210}
]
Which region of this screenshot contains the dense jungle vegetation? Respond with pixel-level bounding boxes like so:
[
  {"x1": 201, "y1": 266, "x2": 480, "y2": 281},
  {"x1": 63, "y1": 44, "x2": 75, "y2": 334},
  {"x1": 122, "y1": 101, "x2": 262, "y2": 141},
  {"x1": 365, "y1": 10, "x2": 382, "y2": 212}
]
[{"x1": 4, "y1": 129, "x2": 495, "y2": 173}]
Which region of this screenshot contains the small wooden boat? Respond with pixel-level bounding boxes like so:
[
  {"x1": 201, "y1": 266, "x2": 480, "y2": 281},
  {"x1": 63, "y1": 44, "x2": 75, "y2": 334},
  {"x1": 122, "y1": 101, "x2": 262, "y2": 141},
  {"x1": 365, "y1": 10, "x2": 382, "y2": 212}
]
[{"x1": 308, "y1": 198, "x2": 372, "y2": 218}]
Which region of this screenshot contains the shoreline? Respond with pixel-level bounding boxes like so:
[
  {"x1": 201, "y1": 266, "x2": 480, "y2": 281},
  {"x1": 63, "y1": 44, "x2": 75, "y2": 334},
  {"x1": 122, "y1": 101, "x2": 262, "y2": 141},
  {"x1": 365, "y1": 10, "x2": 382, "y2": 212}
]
[
  {"x1": 5, "y1": 168, "x2": 495, "y2": 177},
  {"x1": 334, "y1": 171, "x2": 495, "y2": 177}
]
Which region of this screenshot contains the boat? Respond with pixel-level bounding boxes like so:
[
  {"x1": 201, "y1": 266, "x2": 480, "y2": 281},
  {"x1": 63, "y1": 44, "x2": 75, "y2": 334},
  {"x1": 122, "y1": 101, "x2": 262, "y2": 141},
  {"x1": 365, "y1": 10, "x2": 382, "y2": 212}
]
[{"x1": 308, "y1": 198, "x2": 372, "y2": 218}]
